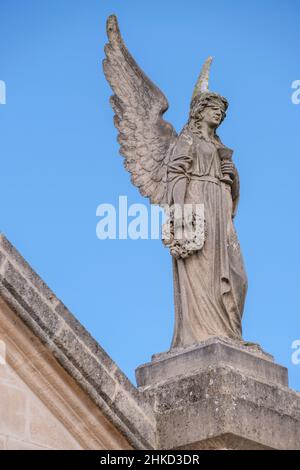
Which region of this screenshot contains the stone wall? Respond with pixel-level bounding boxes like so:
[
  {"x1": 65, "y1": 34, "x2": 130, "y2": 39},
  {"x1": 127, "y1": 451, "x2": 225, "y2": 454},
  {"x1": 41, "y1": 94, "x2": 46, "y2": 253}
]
[{"x1": 0, "y1": 359, "x2": 81, "y2": 450}]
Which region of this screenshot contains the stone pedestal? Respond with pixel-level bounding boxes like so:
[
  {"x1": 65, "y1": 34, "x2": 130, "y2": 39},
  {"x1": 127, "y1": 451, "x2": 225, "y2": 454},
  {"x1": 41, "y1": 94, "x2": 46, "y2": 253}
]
[{"x1": 135, "y1": 337, "x2": 300, "y2": 450}]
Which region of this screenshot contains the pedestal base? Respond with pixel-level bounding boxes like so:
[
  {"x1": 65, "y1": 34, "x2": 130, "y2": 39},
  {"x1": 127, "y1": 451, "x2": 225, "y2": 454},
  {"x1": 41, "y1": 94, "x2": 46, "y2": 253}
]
[{"x1": 135, "y1": 338, "x2": 300, "y2": 450}]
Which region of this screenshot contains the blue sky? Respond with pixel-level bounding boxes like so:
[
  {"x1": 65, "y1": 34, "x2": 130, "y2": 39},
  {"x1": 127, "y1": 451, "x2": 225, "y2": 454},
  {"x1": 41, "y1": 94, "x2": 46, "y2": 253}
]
[{"x1": 0, "y1": 0, "x2": 300, "y2": 389}]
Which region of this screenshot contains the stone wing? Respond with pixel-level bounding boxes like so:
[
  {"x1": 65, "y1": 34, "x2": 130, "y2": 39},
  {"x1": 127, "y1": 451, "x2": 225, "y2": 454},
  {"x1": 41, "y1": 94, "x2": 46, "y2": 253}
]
[{"x1": 103, "y1": 15, "x2": 177, "y2": 204}]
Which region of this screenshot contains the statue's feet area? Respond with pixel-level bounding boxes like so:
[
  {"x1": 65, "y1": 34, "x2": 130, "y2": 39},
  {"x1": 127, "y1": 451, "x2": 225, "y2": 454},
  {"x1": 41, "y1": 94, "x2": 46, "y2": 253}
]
[{"x1": 151, "y1": 335, "x2": 274, "y2": 363}]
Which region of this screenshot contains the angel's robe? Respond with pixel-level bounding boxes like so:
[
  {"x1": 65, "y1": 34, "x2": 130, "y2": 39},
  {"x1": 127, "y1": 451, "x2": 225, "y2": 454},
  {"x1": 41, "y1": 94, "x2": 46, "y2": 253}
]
[{"x1": 167, "y1": 125, "x2": 248, "y2": 348}]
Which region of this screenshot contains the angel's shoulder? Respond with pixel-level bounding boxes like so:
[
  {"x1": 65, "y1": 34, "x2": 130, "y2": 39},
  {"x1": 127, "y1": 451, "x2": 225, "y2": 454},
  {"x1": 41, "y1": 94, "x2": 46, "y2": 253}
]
[{"x1": 175, "y1": 126, "x2": 194, "y2": 149}]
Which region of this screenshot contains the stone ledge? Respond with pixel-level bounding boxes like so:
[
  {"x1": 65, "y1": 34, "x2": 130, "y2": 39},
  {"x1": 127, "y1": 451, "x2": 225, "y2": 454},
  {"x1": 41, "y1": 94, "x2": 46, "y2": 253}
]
[
  {"x1": 0, "y1": 233, "x2": 156, "y2": 450},
  {"x1": 136, "y1": 337, "x2": 288, "y2": 388}
]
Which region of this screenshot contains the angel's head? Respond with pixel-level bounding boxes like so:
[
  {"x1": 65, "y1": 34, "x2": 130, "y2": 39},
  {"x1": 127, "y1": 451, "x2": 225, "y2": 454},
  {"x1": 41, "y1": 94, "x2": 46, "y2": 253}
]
[
  {"x1": 189, "y1": 57, "x2": 228, "y2": 131},
  {"x1": 189, "y1": 92, "x2": 228, "y2": 130}
]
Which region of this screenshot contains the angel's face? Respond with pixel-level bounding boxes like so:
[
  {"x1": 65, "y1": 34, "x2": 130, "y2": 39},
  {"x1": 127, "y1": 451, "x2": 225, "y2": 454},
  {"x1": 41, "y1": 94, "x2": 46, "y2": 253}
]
[{"x1": 198, "y1": 105, "x2": 223, "y2": 128}]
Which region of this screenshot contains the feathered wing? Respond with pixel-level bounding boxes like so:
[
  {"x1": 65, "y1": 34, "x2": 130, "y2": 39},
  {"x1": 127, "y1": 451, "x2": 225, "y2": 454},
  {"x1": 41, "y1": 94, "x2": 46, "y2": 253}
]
[{"x1": 103, "y1": 15, "x2": 177, "y2": 204}]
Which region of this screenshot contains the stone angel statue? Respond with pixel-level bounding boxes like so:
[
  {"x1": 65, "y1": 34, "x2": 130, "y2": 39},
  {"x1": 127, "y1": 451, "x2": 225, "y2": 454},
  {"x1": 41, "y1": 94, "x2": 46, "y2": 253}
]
[{"x1": 103, "y1": 15, "x2": 248, "y2": 349}]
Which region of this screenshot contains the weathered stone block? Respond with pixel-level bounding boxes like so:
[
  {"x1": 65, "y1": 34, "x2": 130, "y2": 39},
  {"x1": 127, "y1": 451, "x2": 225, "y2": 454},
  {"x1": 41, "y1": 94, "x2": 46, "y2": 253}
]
[
  {"x1": 136, "y1": 337, "x2": 288, "y2": 388},
  {"x1": 3, "y1": 262, "x2": 60, "y2": 335},
  {"x1": 136, "y1": 339, "x2": 300, "y2": 450}
]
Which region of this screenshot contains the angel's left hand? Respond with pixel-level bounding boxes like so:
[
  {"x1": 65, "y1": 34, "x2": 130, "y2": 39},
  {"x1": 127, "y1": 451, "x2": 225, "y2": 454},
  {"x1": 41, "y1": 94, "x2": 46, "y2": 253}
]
[{"x1": 221, "y1": 160, "x2": 236, "y2": 176}]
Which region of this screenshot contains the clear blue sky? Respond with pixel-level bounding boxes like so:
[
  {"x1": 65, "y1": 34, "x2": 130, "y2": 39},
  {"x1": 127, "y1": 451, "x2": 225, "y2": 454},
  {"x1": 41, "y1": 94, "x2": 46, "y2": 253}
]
[{"x1": 1, "y1": 0, "x2": 300, "y2": 389}]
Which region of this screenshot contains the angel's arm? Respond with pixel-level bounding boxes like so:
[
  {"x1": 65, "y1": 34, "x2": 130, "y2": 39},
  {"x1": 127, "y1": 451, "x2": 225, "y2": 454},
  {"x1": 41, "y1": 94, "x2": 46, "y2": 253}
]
[
  {"x1": 231, "y1": 166, "x2": 240, "y2": 217},
  {"x1": 167, "y1": 131, "x2": 193, "y2": 206},
  {"x1": 173, "y1": 178, "x2": 187, "y2": 207}
]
